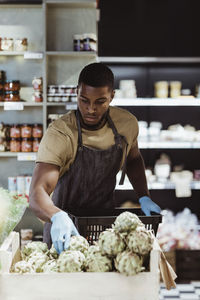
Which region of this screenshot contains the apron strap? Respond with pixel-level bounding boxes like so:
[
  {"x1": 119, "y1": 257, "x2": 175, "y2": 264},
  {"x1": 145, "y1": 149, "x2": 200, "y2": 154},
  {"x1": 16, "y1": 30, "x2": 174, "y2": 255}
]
[
  {"x1": 107, "y1": 113, "x2": 128, "y2": 186},
  {"x1": 76, "y1": 110, "x2": 83, "y2": 149}
]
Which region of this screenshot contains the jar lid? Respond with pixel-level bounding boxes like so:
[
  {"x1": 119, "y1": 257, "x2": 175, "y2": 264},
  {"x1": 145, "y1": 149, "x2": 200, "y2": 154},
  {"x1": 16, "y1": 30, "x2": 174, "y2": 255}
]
[
  {"x1": 5, "y1": 80, "x2": 20, "y2": 84},
  {"x1": 0, "y1": 90, "x2": 3, "y2": 95},
  {"x1": 11, "y1": 137, "x2": 20, "y2": 141},
  {"x1": 22, "y1": 137, "x2": 32, "y2": 141},
  {"x1": 4, "y1": 91, "x2": 19, "y2": 95},
  {"x1": 33, "y1": 123, "x2": 42, "y2": 126},
  {"x1": 22, "y1": 123, "x2": 32, "y2": 126},
  {"x1": 33, "y1": 137, "x2": 41, "y2": 141}
]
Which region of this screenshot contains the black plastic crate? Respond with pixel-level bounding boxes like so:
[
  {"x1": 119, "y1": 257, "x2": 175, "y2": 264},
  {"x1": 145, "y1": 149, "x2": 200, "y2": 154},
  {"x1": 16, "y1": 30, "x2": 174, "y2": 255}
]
[
  {"x1": 176, "y1": 250, "x2": 200, "y2": 282},
  {"x1": 69, "y1": 208, "x2": 162, "y2": 244}
]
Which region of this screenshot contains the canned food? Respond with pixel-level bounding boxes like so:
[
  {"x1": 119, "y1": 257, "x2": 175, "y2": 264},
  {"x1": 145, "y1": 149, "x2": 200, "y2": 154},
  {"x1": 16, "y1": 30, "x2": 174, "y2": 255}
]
[
  {"x1": 8, "y1": 176, "x2": 17, "y2": 193},
  {"x1": 17, "y1": 176, "x2": 25, "y2": 195}
]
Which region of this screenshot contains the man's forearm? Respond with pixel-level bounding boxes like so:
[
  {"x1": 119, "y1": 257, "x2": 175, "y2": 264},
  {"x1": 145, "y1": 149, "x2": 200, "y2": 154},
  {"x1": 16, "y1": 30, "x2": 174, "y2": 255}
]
[
  {"x1": 126, "y1": 154, "x2": 150, "y2": 199},
  {"x1": 29, "y1": 186, "x2": 60, "y2": 223}
]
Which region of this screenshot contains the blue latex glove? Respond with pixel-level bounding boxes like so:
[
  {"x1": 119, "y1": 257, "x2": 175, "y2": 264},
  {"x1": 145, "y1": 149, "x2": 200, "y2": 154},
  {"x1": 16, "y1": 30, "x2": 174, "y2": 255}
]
[
  {"x1": 139, "y1": 196, "x2": 161, "y2": 216},
  {"x1": 51, "y1": 211, "x2": 79, "y2": 254}
]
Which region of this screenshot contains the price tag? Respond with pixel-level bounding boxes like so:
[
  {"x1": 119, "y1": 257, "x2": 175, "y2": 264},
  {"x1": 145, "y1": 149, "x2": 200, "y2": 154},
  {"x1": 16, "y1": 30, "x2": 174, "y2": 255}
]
[
  {"x1": 17, "y1": 153, "x2": 36, "y2": 161},
  {"x1": 4, "y1": 102, "x2": 24, "y2": 111},
  {"x1": 24, "y1": 52, "x2": 43, "y2": 59},
  {"x1": 65, "y1": 103, "x2": 77, "y2": 110}
]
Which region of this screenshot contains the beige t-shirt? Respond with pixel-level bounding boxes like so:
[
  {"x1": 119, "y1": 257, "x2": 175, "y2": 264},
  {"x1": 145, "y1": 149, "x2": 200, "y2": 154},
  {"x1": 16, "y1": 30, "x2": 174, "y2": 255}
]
[{"x1": 36, "y1": 106, "x2": 139, "y2": 177}]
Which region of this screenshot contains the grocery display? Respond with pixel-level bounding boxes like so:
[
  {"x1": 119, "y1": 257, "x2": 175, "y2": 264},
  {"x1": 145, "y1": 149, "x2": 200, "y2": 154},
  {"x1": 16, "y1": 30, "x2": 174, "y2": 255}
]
[
  {"x1": 11, "y1": 211, "x2": 154, "y2": 276},
  {"x1": 0, "y1": 37, "x2": 28, "y2": 52},
  {"x1": 8, "y1": 175, "x2": 32, "y2": 197},
  {"x1": 0, "y1": 122, "x2": 42, "y2": 152},
  {"x1": 47, "y1": 85, "x2": 77, "y2": 103},
  {"x1": 73, "y1": 33, "x2": 97, "y2": 52}
]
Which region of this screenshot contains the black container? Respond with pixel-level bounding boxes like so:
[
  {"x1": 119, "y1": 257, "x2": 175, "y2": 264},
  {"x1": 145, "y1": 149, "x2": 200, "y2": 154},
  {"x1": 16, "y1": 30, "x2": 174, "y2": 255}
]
[
  {"x1": 69, "y1": 208, "x2": 162, "y2": 244},
  {"x1": 176, "y1": 250, "x2": 200, "y2": 282}
]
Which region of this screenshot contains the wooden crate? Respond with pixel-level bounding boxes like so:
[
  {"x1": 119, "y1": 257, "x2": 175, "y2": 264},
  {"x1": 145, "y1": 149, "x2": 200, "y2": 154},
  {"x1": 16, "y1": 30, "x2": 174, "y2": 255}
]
[
  {"x1": 0, "y1": 231, "x2": 160, "y2": 300},
  {"x1": 163, "y1": 251, "x2": 176, "y2": 273}
]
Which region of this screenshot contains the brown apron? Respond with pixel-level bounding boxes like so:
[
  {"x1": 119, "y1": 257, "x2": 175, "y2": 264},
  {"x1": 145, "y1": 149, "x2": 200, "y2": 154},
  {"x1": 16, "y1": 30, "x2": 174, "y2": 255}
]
[{"x1": 43, "y1": 110, "x2": 128, "y2": 248}]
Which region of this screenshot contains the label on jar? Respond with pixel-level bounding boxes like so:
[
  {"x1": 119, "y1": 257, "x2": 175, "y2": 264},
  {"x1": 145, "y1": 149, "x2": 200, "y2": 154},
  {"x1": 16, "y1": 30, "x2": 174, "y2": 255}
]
[
  {"x1": 17, "y1": 153, "x2": 36, "y2": 161},
  {"x1": 4, "y1": 102, "x2": 24, "y2": 111}
]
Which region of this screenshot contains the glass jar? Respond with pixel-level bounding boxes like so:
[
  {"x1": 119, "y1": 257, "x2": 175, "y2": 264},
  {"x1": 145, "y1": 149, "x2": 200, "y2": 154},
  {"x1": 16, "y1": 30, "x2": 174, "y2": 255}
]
[
  {"x1": 73, "y1": 34, "x2": 82, "y2": 51},
  {"x1": 0, "y1": 81, "x2": 4, "y2": 91},
  {"x1": 32, "y1": 124, "x2": 43, "y2": 138},
  {"x1": 32, "y1": 77, "x2": 43, "y2": 91},
  {"x1": 10, "y1": 138, "x2": 21, "y2": 152},
  {"x1": 4, "y1": 91, "x2": 20, "y2": 102},
  {"x1": 4, "y1": 80, "x2": 20, "y2": 92},
  {"x1": 33, "y1": 138, "x2": 41, "y2": 152},
  {"x1": 0, "y1": 91, "x2": 4, "y2": 102},
  {"x1": 48, "y1": 85, "x2": 58, "y2": 94},
  {"x1": 14, "y1": 38, "x2": 28, "y2": 52},
  {"x1": 21, "y1": 124, "x2": 32, "y2": 138},
  {"x1": 21, "y1": 138, "x2": 32, "y2": 152},
  {"x1": 10, "y1": 124, "x2": 21, "y2": 138},
  {"x1": 33, "y1": 91, "x2": 43, "y2": 102},
  {"x1": 1, "y1": 38, "x2": 14, "y2": 51}
]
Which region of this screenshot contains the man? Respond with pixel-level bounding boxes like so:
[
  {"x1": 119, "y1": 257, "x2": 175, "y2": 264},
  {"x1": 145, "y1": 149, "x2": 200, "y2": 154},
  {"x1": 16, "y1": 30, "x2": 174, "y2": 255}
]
[{"x1": 29, "y1": 63, "x2": 161, "y2": 254}]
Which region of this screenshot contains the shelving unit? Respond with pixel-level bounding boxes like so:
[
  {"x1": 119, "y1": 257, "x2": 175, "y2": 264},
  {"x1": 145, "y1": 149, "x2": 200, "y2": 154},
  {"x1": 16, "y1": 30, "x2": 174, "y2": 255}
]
[{"x1": 0, "y1": 0, "x2": 97, "y2": 189}]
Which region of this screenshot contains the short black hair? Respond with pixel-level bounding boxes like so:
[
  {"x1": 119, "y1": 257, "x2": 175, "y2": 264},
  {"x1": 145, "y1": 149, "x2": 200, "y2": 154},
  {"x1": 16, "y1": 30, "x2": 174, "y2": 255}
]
[{"x1": 78, "y1": 63, "x2": 114, "y2": 90}]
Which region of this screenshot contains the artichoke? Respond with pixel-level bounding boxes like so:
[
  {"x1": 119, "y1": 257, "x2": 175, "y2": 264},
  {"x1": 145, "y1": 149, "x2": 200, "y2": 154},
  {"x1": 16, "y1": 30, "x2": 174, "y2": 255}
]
[
  {"x1": 69, "y1": 235, "x2": 89, "y2": 255},
  {"x1": 42, "y1": 259, "x2": 58, "y2": 273},
  {"x1": 27, "y1": 252, "x2": 49, "y2": 273},
  {"x1": 49, "y1": 244, "x2": 59, "y2": 259},
  {"x1": 114, "y1": 212, "x2": 142, "y2": 233},
  {"x1": 57, "y1": 250, "x2": 85, "y2": 272},
  {"x1": 13, "y1": 260, "x2": 34, "y2": 274},
  {"x1": 115, "y1": 250, "x2": 143, "y2": 276},
  {"x1": 85, "y1": 245, "x2": 112, "y2": 272},
  {"x1": 98, "y1": 229, "x2": 126, "y2": 257},
  {"x1": 126, "y1": 227, "x2": 153, "y2": 255},
  {"x1": 22, "y1": 241, "x2": 48, "y2": 259}
]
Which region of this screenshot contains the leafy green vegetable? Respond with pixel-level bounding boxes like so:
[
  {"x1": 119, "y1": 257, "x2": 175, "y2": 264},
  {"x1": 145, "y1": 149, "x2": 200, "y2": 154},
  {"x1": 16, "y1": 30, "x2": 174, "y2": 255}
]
[{"x1": 0, "y1": 188, "x2": 28, "y2": 246}]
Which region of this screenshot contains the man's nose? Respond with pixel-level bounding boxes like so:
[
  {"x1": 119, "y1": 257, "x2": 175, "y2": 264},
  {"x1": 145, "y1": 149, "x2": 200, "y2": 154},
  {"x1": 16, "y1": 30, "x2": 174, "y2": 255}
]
[{"x1": 88, "y1": 103, "x2": 96, "y2": 113}]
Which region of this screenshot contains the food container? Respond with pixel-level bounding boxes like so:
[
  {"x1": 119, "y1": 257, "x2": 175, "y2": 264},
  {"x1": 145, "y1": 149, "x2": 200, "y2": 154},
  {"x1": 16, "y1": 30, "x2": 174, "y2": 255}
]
[
  {"x1": 10, "y1": 138, "x2": 21, "y2": 152},
  {"x1": 83, "y1": 33, "x2": 97, "y2": 51},
  {"x1": 0, "y1": 90, "x2": 4, "y2": 101},
  {"x1": 33, "y1": 91, "x2": 43, "y2": 102},
  {"x1": 32, "y1": 77, "x2": 43, "y2": 91},
  {"x1": 14, "y1": 38, "x2": 28, "y2": 52},
  {"x1": 73, "y1": 34, "x2": 82, "y2": 51},
  {"x1": 4, "y1": 80, "x2": 20, "y2": 92},
  {"x1": 154, "y1": 81, "x2": 168, "y2": 98},
  {"x1": 1, "y1": 38, "x2": 14, "y2": 51},
  {"x1": 48, "y1": 85, "x2": 58, "y2": 94},
  {"x1": 32, "y1": 124, "x2": 42, "y2": 138},
  {"x1": 0, "y1": 70, "x2": 6, "y2": 81},
  {"x1": 0, "y1": 81, "x2": 4, "y2": 91},
  {"x1": 170, "y1": 81, "x2": 182, "y2": 98},
  {"x1": 21, "y1": 124, "x2": 32, "y2": 138},
  {"x1": 10, "y1": 124, "x2": 21, "y2": 138},
  {"x1": 4, "y1": 91, "x2": 20, "y2": 102},
  {"x1": 21, "y1": 138, "x2": 32, "y2": 152},
  {"x1": 0, "y1": 137, "x2": 6, "y2": 152},
  {"x1": 33, "y1": 138, "x2": 40, "y2": 152},
  {"x1": 0, "y1": 231, "x2": 161, "y2": 300},
  {"x1": 25, "y1": 176, "x2": 32, "y2": 197},
  {"x1": 16, "y1": 175, "x2": 25, "y2": 195},
  {"x1": 8, "y1": 176, "x2": 17, "y2": 194}
]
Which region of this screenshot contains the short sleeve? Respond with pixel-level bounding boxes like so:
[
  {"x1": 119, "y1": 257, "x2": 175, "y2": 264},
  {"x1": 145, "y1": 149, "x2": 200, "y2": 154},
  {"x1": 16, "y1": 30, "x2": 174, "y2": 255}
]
[
  {"x1": 129, "y1": 115, "x2": 139, "y2": 149},
  {"x1": 36, "y1": 125, "x2": 73, "y2": 168}
]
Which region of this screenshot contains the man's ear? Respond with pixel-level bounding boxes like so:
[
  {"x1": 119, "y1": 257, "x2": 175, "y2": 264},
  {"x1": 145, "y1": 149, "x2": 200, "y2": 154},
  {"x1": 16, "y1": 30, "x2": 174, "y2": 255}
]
[{"x1": 110, "y1": 90, "x2": 115, "y2": 103}]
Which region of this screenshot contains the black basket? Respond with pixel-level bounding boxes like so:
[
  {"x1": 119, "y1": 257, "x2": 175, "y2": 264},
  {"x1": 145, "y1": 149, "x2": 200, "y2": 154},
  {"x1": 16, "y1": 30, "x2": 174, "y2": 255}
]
[{"x1": 69, "y1": 208, "x2": 162, "y2": 244}]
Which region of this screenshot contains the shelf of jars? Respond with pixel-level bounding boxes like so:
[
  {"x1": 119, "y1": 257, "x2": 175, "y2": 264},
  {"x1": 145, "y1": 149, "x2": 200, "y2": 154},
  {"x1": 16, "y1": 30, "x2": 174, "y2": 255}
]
[
  {"x1": 110, "y1": 98, "x2": 200, "y2": 107},
  {"x1": 46, "y1": 51, "x2": 97, "y2": 57},
  {"x1": 46, "y1": 1, "x2": 96, "y2": 8},
  {"x1": 115, "y1": 173, "x2": 200, "y2": 191},
  {"x1": 0, "y1": 152, "x2": 37, "y2": 161},
  {"x1": 138, "y1": 141, "x2": 200, "y2": 149}
]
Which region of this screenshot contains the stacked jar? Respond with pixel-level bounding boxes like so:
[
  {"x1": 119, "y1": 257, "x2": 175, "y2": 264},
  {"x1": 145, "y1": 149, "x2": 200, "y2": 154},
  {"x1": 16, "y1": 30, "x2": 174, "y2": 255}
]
[
  {"x1": 32, "y1": 77, "x2": 43, "y2": 102},
  {"x1": 73, "y1": 33, "x2": 97, "y2": 52},
  {"x1": 47, "y1": 85, "x2": 77, "y2": 102},
  {"x1": 9, "y1": 123, "x2": 43, "y2": 152},
  {"x1": 0, "y1": 71, "x2": 4, "y2": 101},
  {"x1": 4, "y1": 80, "x2": 21, "y2": 102}
]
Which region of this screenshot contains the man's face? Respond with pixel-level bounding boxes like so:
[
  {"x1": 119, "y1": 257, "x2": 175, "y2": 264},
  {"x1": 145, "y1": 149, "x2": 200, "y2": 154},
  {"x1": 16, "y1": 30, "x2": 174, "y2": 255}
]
[{"x1": 77, "y1": 83, "x2": 114, "y2": 126}]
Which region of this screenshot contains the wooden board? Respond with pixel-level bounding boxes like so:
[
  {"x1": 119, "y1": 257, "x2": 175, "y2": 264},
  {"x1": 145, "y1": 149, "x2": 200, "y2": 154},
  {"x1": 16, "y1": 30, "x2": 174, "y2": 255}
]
[{"x1": 0, "y1": 232, "x2": 160, "y2": 300}]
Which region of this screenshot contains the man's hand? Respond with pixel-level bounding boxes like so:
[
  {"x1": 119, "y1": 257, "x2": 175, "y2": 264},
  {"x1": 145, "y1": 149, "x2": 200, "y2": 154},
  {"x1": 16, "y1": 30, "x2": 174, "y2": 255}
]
[
  {"x1": 51, "y1": 211, "x2": 79, "y2": 254},
  {"x1": 139, "y1": 196, "x2": 161, "y2": 216}
]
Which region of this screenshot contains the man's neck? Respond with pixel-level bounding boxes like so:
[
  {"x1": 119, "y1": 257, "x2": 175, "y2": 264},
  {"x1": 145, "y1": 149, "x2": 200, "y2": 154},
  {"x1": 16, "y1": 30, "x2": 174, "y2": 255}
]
[{"x1": 78, "y1": 110, "x2": 109, "y2": 131}]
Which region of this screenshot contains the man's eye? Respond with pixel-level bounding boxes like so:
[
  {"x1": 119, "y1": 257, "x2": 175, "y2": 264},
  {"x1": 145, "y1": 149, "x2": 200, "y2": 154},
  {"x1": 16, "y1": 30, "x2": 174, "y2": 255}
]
[
  {"x1": 97, "y1": 101, "x2": 106, "y2": 104},
  {"x1": 81, "y1": 99, "x2": 88, "y2": 103}
]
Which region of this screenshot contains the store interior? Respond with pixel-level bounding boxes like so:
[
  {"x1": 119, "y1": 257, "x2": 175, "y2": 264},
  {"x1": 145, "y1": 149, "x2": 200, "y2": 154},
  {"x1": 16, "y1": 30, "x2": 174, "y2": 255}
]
[{"x1": 0, "y1": 0, "x2": 200, "y2": 298}]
